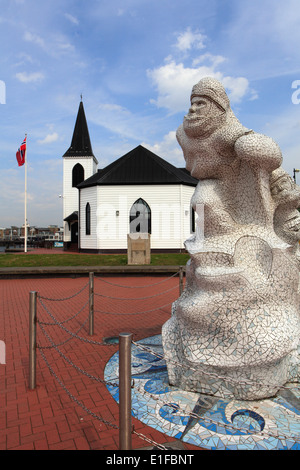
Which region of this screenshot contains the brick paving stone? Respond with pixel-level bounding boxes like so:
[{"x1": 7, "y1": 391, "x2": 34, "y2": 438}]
[
  {"x1": 49, "y1": 439, "x2": 77, "y2": 450},
  {"x1": 0, "y1": 273, "x2": 201, "y2": 451},
  {"x1": 33, "y1": 437, "x2": 49, "y2": 450},
  {"x1": 14, "y1": 442, "x2": 35, "y2": 450},
  {"x1": 20, "y1": 422, "x2": 33, "y2": 438},
  {"x1": 6, "y1": 430, "x2": 20, "y2": 449},
  {"x1": 46, "y1": 427, "x2": 61, "y2": 445},
  {"x1": 56, "y1": 418, "x2": 71, "y2": 435},
  {"x1": 74, "y1": 436, "x2": 91, "y2": 450}
]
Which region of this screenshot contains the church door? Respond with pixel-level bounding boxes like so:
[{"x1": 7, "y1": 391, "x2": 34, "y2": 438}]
[{"x1": 71, "y1": 222, "x2": 78, "y2": 244}]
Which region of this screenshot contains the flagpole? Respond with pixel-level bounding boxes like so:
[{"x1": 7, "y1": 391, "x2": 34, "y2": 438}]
[{"x1": 24, "y1": 134, "x2": 27, "y2": 253}]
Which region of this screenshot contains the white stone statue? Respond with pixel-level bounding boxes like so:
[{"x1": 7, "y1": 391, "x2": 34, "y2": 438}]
[{"x1": 162, "y1": 77, "x2": 300, "y2": 400}]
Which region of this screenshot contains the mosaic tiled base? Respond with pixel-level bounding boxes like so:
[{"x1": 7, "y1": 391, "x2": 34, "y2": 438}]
[{"x1": 104, "y1": 335, "x2": 300, "y2": 450}]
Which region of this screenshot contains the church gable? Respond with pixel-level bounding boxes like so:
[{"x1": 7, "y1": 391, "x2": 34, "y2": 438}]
[{"x1": 77, "y1": 145, "x2": 197, "y2": 188}]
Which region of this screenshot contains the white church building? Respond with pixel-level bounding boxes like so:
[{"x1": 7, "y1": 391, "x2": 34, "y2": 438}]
[{"x1": 62, "y1": 100, "x2": 197, "y2": 253}]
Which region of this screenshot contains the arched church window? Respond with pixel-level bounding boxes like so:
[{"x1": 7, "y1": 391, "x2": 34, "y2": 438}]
[
  {"x1": 86, "y1": 203, "x2": 91, "y2": 235},
  {"x1": 129, "y1": 198, "x2": 151, "y2": 234},
  {"x1": 72, "y1": 163, "x2": 84, "y2": 187}
]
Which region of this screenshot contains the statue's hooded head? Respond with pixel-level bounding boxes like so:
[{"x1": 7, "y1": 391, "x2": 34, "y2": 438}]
[
  {"x1": 183, "y1": 77, "x2": 232, "y2": 138},
  {"x1": 191, "y1": 77, "x2": 230, "y2": 110},
  {"x1": 270, "y1": 167, "x2": 300, "y2": 206},
  {"x1": 270, "y1": 167, "x2": 300, "y2": 245},
  {"x1": 177, "y1": 77, "x2": 251, "y2": 180}
]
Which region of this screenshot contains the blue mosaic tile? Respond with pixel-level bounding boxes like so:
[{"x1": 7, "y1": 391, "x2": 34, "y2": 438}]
[{"x1": 104, "y1": 335, "x2": 300, "y2": 450}]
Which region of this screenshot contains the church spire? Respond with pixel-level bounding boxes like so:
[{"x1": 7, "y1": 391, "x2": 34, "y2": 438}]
[{"x1": 63, "y1": 100, "x2": 95, "y2": 158}]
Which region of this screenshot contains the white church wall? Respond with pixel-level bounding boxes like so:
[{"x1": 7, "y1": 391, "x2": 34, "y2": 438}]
[
  {"x1": 63, "y1": 158, "x2": 78, "y2": 242},
  {"x1": 79, "y1": 186, "x2": 98, "y2": 249},
  {"x1": 63, "y1": 156, "x2": 97, "y2": 242},
  {"x1": 81, "y1": 184, "x2": 195, "y2": 251}
]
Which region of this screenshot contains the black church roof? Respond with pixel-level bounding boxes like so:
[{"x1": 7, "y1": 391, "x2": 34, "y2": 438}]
[
  {"x1": 63, "y1": 211, "x2": 78, "y2": 222},
  {"x1": 63, "y1": 101, "x2": 96, "y2": 159},
  {"x1": 77, "y1": 145, "x2": 198, "y2": 188}
]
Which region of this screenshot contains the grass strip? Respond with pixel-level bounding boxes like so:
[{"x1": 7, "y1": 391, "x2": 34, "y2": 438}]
[{"x1": 0, "y1": 252, "x2": 190, "y2": 268}]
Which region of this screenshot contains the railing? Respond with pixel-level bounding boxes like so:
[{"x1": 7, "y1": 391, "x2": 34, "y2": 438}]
[
  {"x1": 27, "y1": 271, "x2": 300, "y2": 450},
  {"x1": 28, "y1": 270, "x2": 184, "y2": 450}
]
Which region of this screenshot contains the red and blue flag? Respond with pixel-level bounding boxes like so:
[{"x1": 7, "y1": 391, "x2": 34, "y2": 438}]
[{"x1": 16, "y1": 136, "x2": 26, "y2": 167}]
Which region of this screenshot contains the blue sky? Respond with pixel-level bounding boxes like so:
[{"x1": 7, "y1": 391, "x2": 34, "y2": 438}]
[{"x1": 1, "y1": 0, "x2": 300, "y2": 227}]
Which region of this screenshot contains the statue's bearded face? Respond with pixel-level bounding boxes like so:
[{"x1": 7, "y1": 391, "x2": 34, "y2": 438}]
[
  {"x1": 275, "y1": 207, "x2": 300, "y2": 245},
  {"x1": 183, "y1": 95, "x2": 225, "y2": 137},
  {"x1": 271, "y1": 173, "x2": 300, "y2": 207},
  {"x1": 271, "y1": 173, "x2": 300, "y2": 244}
]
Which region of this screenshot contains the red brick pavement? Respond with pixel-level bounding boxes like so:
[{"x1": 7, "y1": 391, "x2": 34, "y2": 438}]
[{"x1": 0, "y1": 273, "x2": 201, "y2": 451}]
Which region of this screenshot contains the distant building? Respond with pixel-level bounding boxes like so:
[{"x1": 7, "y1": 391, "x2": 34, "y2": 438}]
[
  {"x1": 0, "y1": 225, "x2": 63, "y2": 242},
  {"x1": 62, "y1": 100, "x2": 197, "y2": 252}
]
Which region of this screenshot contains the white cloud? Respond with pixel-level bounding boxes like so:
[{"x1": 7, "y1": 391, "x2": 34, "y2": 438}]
[
  {"x1": 98, "y1": 103, "x2": 129, "y2": 113},
  {"x1": 14, "y1": 53, "x2": 35, "y2": 67},
  {"x1": 175, "y1": 27, "x2": 206, "y2": 52},
  {"x1": 37, "y1": 133, "x2": 59, "y2": 145},
  {"x1": 24, "y1": 29, "x2": 75, "y2": 58},
  {"x1": 192, "y1": 53, "x2": 226, "y2": 68},
  {"x1": 148, "y1": 59, "x2": 252, "y2": 113},
  {"x1": 148, "y1": 60, "x2": 205, "y2": 113},
  {"x1": 89, "y1": 102, "x2": 150, "y2": 141},
  {"x1": 54, "y1": 34, "x2": 75, "y2": 53},
  {"x1": 262, "y1": 106, "x2": 300, "y2": 154},
  {"x1": 148, "y1": 28, "x2": 256, "y2": 114},
  {"x1": 24, "y1": 31, "x2": 45, "y2": 48},
  {"x1": 142, "y1": 131, "x2": 184, "y2": 166},
  {"x1": 64, "y1": 13, "x2": 79, "y2": 25},
  {"x1": 15, "y1": 72, "x2": 45, "y2": 83},
  {"x1": 222, "y1": 76, "x2": 250, "y2": 104}
]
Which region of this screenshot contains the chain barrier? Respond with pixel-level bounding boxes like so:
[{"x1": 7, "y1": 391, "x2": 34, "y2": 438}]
[
  {"x1": 37, "y1": 295, "x2": 89, "y2": 326},
  {"x1": 132, "y1": 430, "x2": 168, "y2": 450},
  {"x1": 131, "y1": 342, "x2": 300, "y2": 443},
  {"x1": 132, "y1": 380, "x2": 300, "y2": 443},
  {"x1": 37, "y1": 321, "x2": 165, "y2": 450},
  {"x1": 38, "y1": 320, "x2": 119, "y2": 387},
  {"x1": 95, "y1": 302, "x2": 173, "y2": 316},
  {"x1": 94, "y1": 271, "x2": 179, "y2": 288},
  {"x1": 132, "y1": 340, "x2": 300, "y2": 395},
  {"x1": 37, "y1": 280, "x2": 89, "y2": 302},
  {"x1": 38, "y1": 347, "x2": 119, "y2": 430},
  {"x1": 30, "y1": 270, "x2": 300, "y2": 449},
  {"x1": 132, "y1": 381, "x2": 255, "y2": 436},
  {"x1": 28, "y1": 272, "x2": 185, "y2": 451},
  {"x1": 94, "y1": 283, "x2": 178, "y2": 301},
  {"x1": 37, "y1": 298, "x2": 114, "y2": 347}
]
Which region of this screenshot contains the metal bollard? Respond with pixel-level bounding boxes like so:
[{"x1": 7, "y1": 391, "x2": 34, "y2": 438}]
[
  {"x1": 29, "y1": 291, "x2": 37, "y2": 390},
  {"x1": 89, "y1": 272, "x2": 94, "y2": 336},
  {"x1": 119, "y1": 332, "x2": 133, "y2": 450}
]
